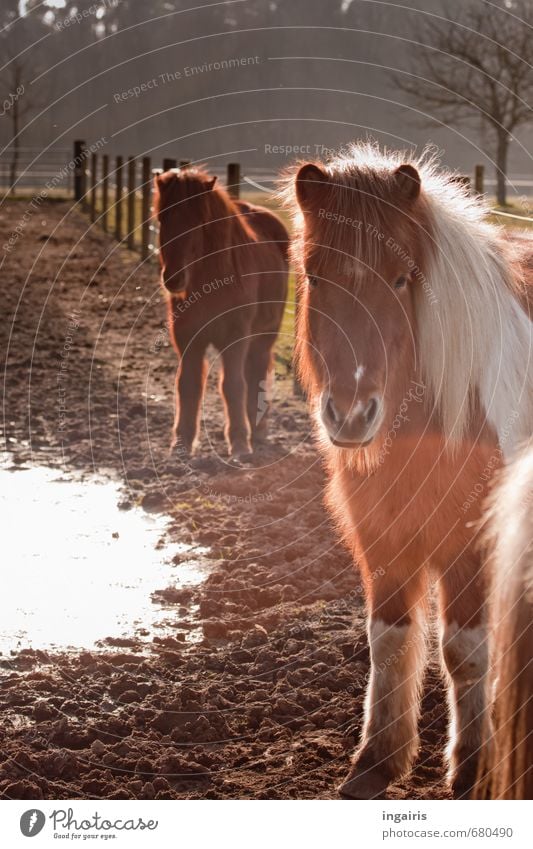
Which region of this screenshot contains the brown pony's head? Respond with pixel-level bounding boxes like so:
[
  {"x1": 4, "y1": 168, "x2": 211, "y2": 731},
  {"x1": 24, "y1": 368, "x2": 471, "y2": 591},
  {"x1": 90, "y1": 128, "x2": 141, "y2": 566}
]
[
  {"x1": 289, "y1": 148, "x2": 431, "y2": 453},
  {"x1": 154, "y1": 167, "x2": 256, "y2": 295},
  {"x1": 154, "y1": 168, "x2": 217, "y2": 293}
]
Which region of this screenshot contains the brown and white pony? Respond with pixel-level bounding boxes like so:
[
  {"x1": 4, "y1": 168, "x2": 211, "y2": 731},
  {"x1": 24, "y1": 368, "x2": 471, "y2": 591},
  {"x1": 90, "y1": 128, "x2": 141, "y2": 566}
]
[
  {"x1": 154, "y1": 167, "x2": 288, "y2": 457},
  {"x1": 476, "y1": 446, "x2": 533, "y2": 799},
  {"x1": 283, "y1": 143, "x2": 532, "y2": 798}
]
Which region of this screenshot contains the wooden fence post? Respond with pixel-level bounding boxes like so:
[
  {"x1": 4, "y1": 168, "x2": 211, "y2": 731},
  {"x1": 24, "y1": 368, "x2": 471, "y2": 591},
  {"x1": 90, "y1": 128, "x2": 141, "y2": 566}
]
[
  {"x1": 474, "y1": 165, "x2": 484, "y2": 195},
  {"x1": 73, "y1": 139, "x2": 87, "y2": 204},
  {"x1": 141, "y1": 157, "x2": 152, "y2": 261},
  {"x1": 227, "y1": 162, "x2": 240, "y2": 198},
  {"x1": 102, "y1": 154, "x2": 109, "y2": 232},
  {"x1": 127, "y1": 156, "x2": 136, "y2": 250},
  {"x1": 163, "y1": 158, "x2": 177, "y2": 171},
  {"x1": 89, "y1": 153, "x2": 97, "y2": 222},
  {"x1": 115, "y1": 155, "x2": 124, "y2": 241}
]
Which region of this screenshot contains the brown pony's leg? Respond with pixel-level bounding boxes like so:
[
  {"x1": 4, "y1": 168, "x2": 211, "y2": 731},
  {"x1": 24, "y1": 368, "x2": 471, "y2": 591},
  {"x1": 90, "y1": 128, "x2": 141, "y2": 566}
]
[
  {"x1": 220, "y1": 342, "x2": 252, "y2": 457},
  {"x1": 172, "y1": 348, "x2": 207, "y2": 455},
  {"x1": 340, "y1": 558, "x2": 427, "y2": 799},
  {"x1": 439, "y1": 557, "x2": 490, "y2": 798},
  {"x1": 245, "y1": 337, "x2": 274, "y2": 444}
]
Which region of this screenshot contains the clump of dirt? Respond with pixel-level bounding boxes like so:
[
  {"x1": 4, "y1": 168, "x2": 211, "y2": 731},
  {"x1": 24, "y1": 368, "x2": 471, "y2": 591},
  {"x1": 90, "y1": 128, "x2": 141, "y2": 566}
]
[{"x1": 0, "y1": 201, "x2": 450, "y2": 799}]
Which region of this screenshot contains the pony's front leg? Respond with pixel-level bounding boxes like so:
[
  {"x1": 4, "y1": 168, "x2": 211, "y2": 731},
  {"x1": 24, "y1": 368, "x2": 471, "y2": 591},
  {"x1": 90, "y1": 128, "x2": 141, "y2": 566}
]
[
  {"x1": 439, "y1": 562, "x2": 490, "y2": 798},
  {"x1": 245, "y1": 337, "x2": 274, "y2": 445},
  {"x1": 220, "y1": 342, "x2": 252, "y2": 458},
  {"x1": 340, "y1": 563, "x2": 427, "y2": 799},
  {"x1": 172, "y1": 348, "x2": 207, "y2": 455}
]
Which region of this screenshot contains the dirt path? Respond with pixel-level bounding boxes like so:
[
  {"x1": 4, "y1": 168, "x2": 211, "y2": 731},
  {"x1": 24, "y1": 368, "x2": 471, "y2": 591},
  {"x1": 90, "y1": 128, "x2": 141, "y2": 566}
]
[{"x1": 0, "y1": 200, "x2": 450, "y2": 799}]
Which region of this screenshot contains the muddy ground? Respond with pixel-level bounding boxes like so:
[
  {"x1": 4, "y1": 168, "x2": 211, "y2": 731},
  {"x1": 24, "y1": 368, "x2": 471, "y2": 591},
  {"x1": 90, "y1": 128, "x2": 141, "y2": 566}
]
[{"x1": 0, "y1": 200, "x2": 450, "y2": 799}]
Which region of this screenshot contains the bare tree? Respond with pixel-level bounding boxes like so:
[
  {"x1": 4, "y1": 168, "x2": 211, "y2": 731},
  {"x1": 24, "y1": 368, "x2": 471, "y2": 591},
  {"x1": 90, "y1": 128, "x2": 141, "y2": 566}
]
[
  {"x1": 1, "y1": 57, "x2": 33, "y2": 192},
  {"x1": 0, "y1": 10, "x2": 48, "y2": 195},
  {"x1": 394, "y1": 0, "x2": 533, "y2": 206}
]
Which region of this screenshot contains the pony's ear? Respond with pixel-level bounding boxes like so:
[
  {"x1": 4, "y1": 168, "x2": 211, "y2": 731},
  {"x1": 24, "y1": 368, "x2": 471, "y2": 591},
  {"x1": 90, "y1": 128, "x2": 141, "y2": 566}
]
[
  {"x1": 393, "y1": 164, "x2": 421, "y2": 202},
  {"x1": 295, "y1": 163, "x2": 329, "y2": 209},
  {"x1": 207, "y1": 176, "x2": 217, "y2": 190}
]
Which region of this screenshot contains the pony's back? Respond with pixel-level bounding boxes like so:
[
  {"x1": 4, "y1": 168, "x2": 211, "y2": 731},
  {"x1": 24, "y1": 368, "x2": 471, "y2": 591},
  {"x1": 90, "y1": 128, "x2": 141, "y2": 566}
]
[
  {"x1": 478, "y1": 447, "x2": 533, "y2": 798},
  {"x1": 236, "y1": 199, "x2": 290, "y2": 265}
]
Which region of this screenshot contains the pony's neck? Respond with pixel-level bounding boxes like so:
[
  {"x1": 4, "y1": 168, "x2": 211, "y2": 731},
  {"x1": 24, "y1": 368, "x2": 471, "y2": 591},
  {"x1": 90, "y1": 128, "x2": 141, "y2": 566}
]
[
  {"x1": 195, "y1": 190, "x2": 252, "y2": 263},
  {"x1": 416, "y1": 191, "x2": 532, "y2": 456},
  {"x1": 177, "y1": 190, "x2": 238, "y2": 283}
]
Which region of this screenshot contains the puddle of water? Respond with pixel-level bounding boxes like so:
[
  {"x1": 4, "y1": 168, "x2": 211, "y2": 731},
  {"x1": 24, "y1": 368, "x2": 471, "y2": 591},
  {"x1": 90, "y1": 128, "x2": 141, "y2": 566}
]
[{"x1": 0, "y1": 456, "x2": 209, "y2": 654}]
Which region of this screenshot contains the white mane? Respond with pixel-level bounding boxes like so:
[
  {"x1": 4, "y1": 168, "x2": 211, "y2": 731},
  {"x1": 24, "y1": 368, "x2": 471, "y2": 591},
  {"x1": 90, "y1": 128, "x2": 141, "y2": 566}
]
[{"x1": 412, "y1": 154, "x2": 533, "y2": 456}]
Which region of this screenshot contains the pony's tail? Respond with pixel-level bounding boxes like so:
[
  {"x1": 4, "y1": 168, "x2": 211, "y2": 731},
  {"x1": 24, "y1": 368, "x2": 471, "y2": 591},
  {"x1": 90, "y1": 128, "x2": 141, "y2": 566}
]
[{"x1": 475, "y1": 446, "x2": 533, "y2": 799}]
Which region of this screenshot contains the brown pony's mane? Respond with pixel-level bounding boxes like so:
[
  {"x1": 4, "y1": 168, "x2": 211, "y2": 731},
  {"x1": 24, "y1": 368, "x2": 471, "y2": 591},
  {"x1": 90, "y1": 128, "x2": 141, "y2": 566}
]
[
  {"x1": 280, "y1": 141, "x2": 530, "y2": 303},
  {"x1": 281, "y1": 148, "x2": 434, "y2": 280},
  {"x1": 154, "y1": 166, "x2": 258, "y2": 254}
]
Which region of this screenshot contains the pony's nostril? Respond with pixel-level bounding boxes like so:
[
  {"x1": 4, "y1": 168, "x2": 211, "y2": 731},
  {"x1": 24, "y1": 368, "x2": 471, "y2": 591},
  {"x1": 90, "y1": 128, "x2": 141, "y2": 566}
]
[
  {"x1": 325, "y1": 397, "x2": 339, "y2": 423},
  {"x1": 364, "y1": 396, "x2": 379, "y2": 425},
  {"x1": 163, "y1": 270, "x2": 185, "y2": 292}
]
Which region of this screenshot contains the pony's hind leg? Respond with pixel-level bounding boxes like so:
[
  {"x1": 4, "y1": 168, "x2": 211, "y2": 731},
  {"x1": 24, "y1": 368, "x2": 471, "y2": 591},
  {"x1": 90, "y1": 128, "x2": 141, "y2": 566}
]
[
  {"x1": 439, "y1": 559, "x2": 490, "y2": 798},
  {"x1": 340, "y1": 562, "x2": 427, "y2": 799},
  {"x1": 245, "y1": 337, "x2": 274, "y2": 445},
  {"x1": 172, "y1": 348, "x2": 207, "y2": 456},
  {"x1": 220, "y1": 342, "x2": 252, "y2": 458}
]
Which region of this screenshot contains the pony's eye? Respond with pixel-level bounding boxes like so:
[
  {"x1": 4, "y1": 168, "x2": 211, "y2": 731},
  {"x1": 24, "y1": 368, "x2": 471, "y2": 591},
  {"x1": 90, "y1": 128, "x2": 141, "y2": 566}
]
[
  {"x1": 394, "y1": 275, "x2": 408, "y2": 290},
  {"x1": 307, "y1": 275, "x2": 319, "y2": 289}
]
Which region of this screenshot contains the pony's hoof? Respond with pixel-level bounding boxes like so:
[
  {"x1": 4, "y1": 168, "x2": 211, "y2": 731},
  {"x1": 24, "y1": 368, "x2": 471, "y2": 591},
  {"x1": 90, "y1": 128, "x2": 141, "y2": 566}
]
[
  {"x1": 449, "y1": 750, "x2": 481, "y2": 799},
  {"x1": 338, "y1": 767, "x2": 390, "y2": 799},
  {"x1": 450, "y1": 776, "x2": 475, "y2": 799},
  {"x1": 229, "y1": 442, "x2": 253, "y2": 461},
  {"x1": 449, "y1": 767, "x2": 478, "y2": 799},
  {"x1": 252, "y1": 430, "x2": 269, "y2": 447},
  {"x1": 173, "y1": 437, "x2": 193, "y2": 459},
  {"x1": 227, "y1": 453, "x2": 254, "y2": 469}
]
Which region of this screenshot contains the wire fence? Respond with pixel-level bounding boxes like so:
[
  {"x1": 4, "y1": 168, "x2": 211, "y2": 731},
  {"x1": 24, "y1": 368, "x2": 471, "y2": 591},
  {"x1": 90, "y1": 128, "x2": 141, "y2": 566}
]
[
  {"x1": 0, "y1": 142, "x2": 287, "y2": 260},
  {"x1": 0, "y1": 147, "x2": 73, "y2": 193},
  {"x1": 0, "y1": 145, "x2": 279, "y2": 198},
  {"x1": 2, "y1": 141, "x2": 533, "y2": 259}
]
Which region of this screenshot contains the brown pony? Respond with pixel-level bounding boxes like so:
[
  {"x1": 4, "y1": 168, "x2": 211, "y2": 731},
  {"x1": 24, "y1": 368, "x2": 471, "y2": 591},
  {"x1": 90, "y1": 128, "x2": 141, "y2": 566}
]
[
  {"x1": 284, "y1": 142, "x2": 532, "y2": 798},
  {"x1": 154, "y1": 167, "x2": 288, "y2": 457}
]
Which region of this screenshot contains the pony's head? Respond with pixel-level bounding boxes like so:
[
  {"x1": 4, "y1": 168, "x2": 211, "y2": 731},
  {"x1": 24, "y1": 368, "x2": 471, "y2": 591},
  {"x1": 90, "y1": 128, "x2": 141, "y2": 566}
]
[
  {"x1": 287, "y1": 147, "x2": 432, "y2": 454},
  {"x1": 154, "y1": 168, "x2": 218, "y2": 293}
]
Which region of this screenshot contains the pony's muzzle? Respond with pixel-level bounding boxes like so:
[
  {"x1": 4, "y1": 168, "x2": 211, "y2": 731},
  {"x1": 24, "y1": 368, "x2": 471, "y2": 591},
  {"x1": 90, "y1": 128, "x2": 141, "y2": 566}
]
[
  {"x1": 161, "y1": 269, "x2": 187, "y2": 294},
  {"x1": 320, "y1": 390, "x2": 383, "y2": 447}
]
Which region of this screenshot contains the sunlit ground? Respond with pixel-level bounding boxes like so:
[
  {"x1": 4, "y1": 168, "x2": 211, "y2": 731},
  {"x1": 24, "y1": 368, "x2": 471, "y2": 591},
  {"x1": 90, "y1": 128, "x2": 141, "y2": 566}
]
[{"x1": 0, "y1": 456, "x2": 209, "y2": 654}]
